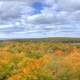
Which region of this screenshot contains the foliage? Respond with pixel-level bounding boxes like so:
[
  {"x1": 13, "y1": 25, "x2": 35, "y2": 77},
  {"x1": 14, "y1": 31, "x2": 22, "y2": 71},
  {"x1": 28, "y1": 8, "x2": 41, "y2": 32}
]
[{"x1": 0, "y1": 41, "x2": 80, "y2": 80}]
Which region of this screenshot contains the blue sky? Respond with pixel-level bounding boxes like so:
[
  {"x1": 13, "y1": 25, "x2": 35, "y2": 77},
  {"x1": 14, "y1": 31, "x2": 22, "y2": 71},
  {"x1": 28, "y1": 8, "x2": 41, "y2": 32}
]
[{"x1": 0, "y1": 0, "x2": 80, "y2": 39}]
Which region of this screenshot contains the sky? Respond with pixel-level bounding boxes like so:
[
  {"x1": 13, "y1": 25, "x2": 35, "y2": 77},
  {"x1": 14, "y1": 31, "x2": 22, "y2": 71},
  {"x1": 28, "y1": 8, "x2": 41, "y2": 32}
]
[{"x1": 0, "y1": 0, "x2": 80, "y2": 39}]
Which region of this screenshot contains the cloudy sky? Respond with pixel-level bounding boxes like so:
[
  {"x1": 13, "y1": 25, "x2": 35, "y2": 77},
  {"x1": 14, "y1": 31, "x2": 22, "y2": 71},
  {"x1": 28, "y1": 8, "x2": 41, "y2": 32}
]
[{"x1": 0, "y1": 0, "x2": 80, "y2": 39}]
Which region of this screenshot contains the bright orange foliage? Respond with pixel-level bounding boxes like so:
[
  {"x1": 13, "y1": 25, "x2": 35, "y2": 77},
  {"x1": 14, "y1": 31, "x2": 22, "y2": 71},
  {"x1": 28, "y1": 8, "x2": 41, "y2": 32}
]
[
  {"x1": 0, "y1": 41, "x2": 80, "y2": 80},
  {"x1": 55, "y1": 50, "x2": 64, "y2": 57}
]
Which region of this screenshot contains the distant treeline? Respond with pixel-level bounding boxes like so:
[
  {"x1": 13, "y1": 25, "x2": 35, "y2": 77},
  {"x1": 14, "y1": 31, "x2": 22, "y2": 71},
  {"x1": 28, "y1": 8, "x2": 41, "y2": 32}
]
[{"x1": 0, "y1": 37, "x2": 80, "y2": 43}]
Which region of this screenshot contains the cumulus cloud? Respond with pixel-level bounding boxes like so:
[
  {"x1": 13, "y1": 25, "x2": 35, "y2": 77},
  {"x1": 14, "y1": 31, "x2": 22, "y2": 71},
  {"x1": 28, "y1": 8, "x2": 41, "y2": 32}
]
[
  {"x1": 0, "y1": 1, "x2": 34, "y2": 24},
  {"x1": 0, "y1": 0, "x2": 80, "y2": 38},
  {"x1": 58, "y1": 0, "x2": 80, "y2": 11}
]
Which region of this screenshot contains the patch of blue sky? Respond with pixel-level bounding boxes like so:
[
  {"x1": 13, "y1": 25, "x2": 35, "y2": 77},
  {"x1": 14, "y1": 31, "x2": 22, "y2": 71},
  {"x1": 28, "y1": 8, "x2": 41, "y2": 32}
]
[{"x1": 32, "y1": 2, "x2": 44, "y2": 15}]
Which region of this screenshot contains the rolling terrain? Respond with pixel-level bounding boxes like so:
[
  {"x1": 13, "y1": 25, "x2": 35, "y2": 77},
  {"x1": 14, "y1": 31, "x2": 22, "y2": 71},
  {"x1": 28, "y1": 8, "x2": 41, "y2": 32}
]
[{"x1": 0, "y1": 38, "x2": 80, "y2": 80}]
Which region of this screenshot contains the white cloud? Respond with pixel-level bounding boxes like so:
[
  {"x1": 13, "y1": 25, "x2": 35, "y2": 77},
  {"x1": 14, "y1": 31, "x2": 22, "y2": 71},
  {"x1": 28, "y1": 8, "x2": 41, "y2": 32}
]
[
  {"x1": 58, "y1": 0, "x2": 80, "y2": 11},
  {"x1": 0, "y1": 0, "x2": 80, "y2": 38},
  {"x1": 0, "y1": 24, "x2": 13, "y2": 28},
  {"x1": 0, "y1": 1, "x2": 34, "y2": 24}
]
